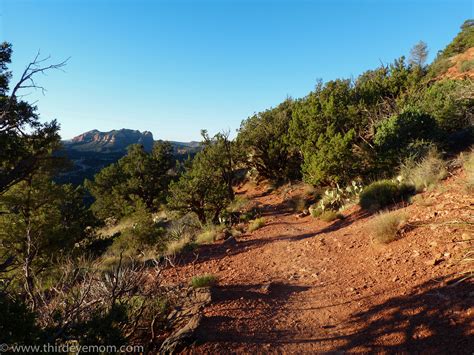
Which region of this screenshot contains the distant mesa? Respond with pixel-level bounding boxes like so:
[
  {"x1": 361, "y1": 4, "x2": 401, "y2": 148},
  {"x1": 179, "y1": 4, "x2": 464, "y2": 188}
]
[
  {"x1": 59, "y1": 128, "x2": 201, "y2": 185},
  {"x1": 67, "y1": 128, "x2": 154, "y2": 152}
]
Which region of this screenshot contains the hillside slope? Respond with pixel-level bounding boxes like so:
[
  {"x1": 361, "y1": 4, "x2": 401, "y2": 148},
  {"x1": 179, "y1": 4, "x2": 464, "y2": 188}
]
[
  {"x1": 439, "y1": 47, "x2": 474, "y2": 80},
  {"x1": 162, "y1": 166, "x2": 473, "y2": 353}
]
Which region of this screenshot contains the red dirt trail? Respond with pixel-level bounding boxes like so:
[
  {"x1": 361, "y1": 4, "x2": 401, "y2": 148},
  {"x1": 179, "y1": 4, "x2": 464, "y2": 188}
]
[{"x1": 163, "y1": 171, "x2": 473, "y2": 353}]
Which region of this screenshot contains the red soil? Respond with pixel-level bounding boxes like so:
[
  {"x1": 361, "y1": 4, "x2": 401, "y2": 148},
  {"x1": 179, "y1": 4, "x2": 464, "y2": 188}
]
[
  {"x1": 440, "y1": 47, "x2": 474, "y2": 80},
  {"x1": 163, "y1": 170, "x2": 474, "y2": 353}
]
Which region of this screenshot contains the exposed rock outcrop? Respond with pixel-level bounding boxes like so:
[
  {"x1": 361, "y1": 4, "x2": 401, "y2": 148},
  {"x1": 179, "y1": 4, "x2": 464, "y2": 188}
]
[
  {"x1": 159, "y1": 286, "x2": 212, "y2": 354},
  {"x1": 70, "y1": 128, "x2": 154, "y2": 152}
]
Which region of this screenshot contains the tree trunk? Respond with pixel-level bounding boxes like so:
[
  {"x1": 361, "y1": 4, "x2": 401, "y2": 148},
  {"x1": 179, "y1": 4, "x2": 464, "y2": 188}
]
[
  {"x1": 194, "y1": 209, "x2": 206, "y2": 224},
  {"x1": 212, "y1": 209, "x2": 221, "y2": 225},
  {"x1": 23, "y1": 176, "x2": 36, "y2": 310},
  {"x1": 24, "y1": 224, "x2": 36, "y2": 310}
]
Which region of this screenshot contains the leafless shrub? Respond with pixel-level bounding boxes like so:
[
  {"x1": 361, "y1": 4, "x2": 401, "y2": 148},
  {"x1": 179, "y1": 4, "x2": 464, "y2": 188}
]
[{"x1": 36, "y1": 255, "x2": 168, "y2": 345}]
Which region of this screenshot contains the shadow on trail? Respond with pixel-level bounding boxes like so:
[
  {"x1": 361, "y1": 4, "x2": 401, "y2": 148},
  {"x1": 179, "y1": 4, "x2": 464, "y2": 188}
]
[
  {"x1": 195, "y1": 276, "x2": 473, "y2": 353},
  {"x1": 332, "y1": 275, "x2": 474, "y2": 353},
  {"x1": 265, "y1": 207, "x2": 374, "y2": 240},
  {"x1": 196, "y1": 282, "x2": 310, "y2": 343},
  {"x1": 211, "y1": 282, "x2": 311, "y2": 303},
  {"x1": 173, "y1": 208, "x2": 376, "y2": 268}
]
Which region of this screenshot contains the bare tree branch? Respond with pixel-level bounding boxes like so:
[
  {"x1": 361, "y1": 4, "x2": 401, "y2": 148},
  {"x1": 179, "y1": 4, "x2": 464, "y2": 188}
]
[{"x1": 0, "y1": 51, "x2": 69, "y2": 123}]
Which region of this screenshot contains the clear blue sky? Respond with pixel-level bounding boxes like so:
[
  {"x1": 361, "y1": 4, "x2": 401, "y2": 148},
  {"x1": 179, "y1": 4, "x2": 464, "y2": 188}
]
[{"x1": 0, "y1": 0, "x2": 472, "y2": 141}]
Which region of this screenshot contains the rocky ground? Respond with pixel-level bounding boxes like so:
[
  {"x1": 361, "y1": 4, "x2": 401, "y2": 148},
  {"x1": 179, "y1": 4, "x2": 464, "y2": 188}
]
[{"x1": 161, "y1": 168, "x2": 473, "y2": 353}]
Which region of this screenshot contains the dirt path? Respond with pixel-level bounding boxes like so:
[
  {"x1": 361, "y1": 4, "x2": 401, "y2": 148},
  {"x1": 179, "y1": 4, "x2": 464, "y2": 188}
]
[{"x1": 163, "y1": 174, "x2": 473, "y2": 353}]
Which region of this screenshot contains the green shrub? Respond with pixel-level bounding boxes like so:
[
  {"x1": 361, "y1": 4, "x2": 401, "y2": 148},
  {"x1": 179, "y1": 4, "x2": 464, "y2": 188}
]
[
  {"x1": 369, "y1": 210, "x2": 407, "y2": 244},
  {"x1": 167, "y1": 133, "x2": 234, "y2": 225},
  {"x1": 86, "y1": 142, "x2": 175, "y2": 220},
  {"x1": 359, "y1": 180, "x2": 415, "y2": 210},
  {"x1": 240, "y1": 210, "x2": 257, "y2": 223},
  {"x1": 400, "y1": 149, "x2": 447, "y2": 192},
  {"x1": 428, "y1": 57, "x2": 452, "y2": 77},
  {"x1": 319, "y1": 210, "x2": 344, "y2": 222},
  {"x1": 248, "y1": 217, "x2": 266, "y2": 232},
  {"x1": 190, "y1": 274, "x2": 218, "y2": 288},
  {"x1": 302, "y1": 126, "x2": 357, "y2": 186},
  {"x1": 460, "y1": 59, "x2": 474, "y2": 72},
  {"x1": 439, "y1": 20, "x2": 474, "y2": 59},
  {"x1": 374, "y1": 109, "x2": 439, "y2": 163},
  {"x1": 310, "y1": 206, "x2": 323, "y2": 218},
  {"x1": 107, "y1": 210, "x2": 166, "y2": 256},
  {"x1": 237, "y1": 99, "x2": 302, "y2": 182},
  {"x1": 419, "y1": 80, "x2": 474, "y2": 133}
]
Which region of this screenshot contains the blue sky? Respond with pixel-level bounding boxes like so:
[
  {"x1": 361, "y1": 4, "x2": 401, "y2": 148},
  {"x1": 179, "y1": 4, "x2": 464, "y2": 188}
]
[{"x1": 0, "y1": 0, "x2": 472, "y2": 141}]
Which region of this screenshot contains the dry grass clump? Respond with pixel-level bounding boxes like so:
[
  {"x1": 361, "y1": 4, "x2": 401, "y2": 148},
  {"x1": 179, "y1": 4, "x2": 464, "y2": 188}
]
[
  {"x1": 195, "y1": 230, "x2": 217, "y2": 245},
  {"x1": 195, "y1": 224, "x2": 225, "y2": 245},
  {"x1": 230, "y1": 227, "x2": 243, "y2": 238},
  {"x1": 227, "y1": 195, "x2": 250, "y2": 213},
  {"x1": 165, "y1": 235, "x2": 195, "y2": 256},
  {"x1": 411, "y1": 194, "x2": 435, "y2": 207},
  {"x1": 369, "y1": 210, "x2": 408, "y2": 244},
  {"x1": 287, "y1": 195, "x2": 307, "y2": 213},
  {"x1": 401, "y1": 149, "x2": 447, "y2": 192},
  {"x1": 248, "y1": 217, "x2": 266, "y2": 232},
  {"x1": 303, "y1": 183, "x2": 317, "y2": 197},
  {"x1": 190, "y1": 274, "x2": 218, "y2": 288},
  {"x1": 462, "y1": 150, "x2": 474, "y2": 192},
  {"x1": 319, "y1": 210, "x2": 344, "y2": 222},
  {"x1": 98, "y1": 217, "x2": 135, "y2": 238},
  {"x1": 460, "y1": 247, "x2": 473, "y2": 281},
  {"x1": 458, "y1": 231, "x2": 474, "y2": 281}
]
